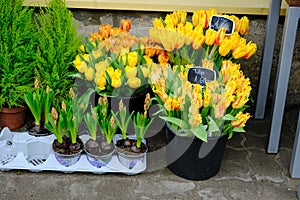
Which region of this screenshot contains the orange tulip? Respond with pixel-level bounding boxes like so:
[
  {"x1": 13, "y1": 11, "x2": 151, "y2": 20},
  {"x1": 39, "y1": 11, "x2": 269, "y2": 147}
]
[
  {"x1": 120, "y1": 19, "x2": 131, "y2": 31},
  {"x1": 99, "y1": 24, "x2": 112, "y2": 39},
  {"x1": 158, "y1": 51, "x2": 169, "y2": 65}
]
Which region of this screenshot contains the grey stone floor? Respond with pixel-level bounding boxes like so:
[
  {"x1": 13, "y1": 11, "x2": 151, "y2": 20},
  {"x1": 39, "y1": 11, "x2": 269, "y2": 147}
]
[{"x1": 0, "y1": 105, "x2": 300, "y2": 200}]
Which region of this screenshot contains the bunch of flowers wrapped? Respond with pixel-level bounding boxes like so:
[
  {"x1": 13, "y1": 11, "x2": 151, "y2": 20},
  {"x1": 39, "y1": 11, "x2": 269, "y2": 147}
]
[
  {"x1": 149, "y1": 9, "x2": 255, "y2": 141},
  {"x1": 149, "y1": 9, "x2": 257, "y2": 69},
  {"x1": 73, "y1": 20, "x2": 166, "y2": 97},
  {"x1": 150, "y1": 60, "x2": 251, "y2": 141}
]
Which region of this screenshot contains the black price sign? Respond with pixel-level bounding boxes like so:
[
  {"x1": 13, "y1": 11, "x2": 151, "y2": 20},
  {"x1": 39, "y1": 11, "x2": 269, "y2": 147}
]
[
  {"x1": 209, "y1": 15, "x2": 235, "y2": 35},
  {"x1": 187, "y1": 67, "x2": 216, "y2": 86}
]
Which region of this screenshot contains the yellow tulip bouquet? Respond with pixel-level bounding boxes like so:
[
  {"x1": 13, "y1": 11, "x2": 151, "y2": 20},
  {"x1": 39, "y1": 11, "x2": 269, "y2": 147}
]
[
  {"x1": 149, "y1": 9, "x2": 255, "y2": 141},
  {"x1": 149, "y1": 9, "x2": 257, "y2": 70},
  {"x1": 73, "y1": 21, "x2": 161, "y2": 97}
]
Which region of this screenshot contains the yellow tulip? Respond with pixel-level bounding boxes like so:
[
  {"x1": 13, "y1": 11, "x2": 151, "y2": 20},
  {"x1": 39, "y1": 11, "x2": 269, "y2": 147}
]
[
  {"x1": 229, "y1": 32, "x2": 240, "y2": 50},
  {"x1": 206, "y1": 8, "x2": 218, "y2": 24},
  {"x1": 95, "y1": 60, "x2": 109, "y2": 73},
  {"x1": 232, "y1": 38, "x2": 247, "y2": 59},
  {"x1": 73, "y1": 55, "x2": 82, "y2": 69},
  {"x1": 96, "y1": 75, "x2": 107, "y2": 91},
  {"x1": 127, "y1": 77, "x2": 141, "y2": 88},
  {"x1": 127, "y1": 51, "x2": 138, "y2": 67},
  {"x1": 78, "y1": 61, "x2": 88, "y2": 73},
  {"x1": 143, "y1": 55, "x2": 153, "y2": 64},
  {"x1": 231, "y1": 112, "x2": 251, "y2": 128},
  {"x1": 92, "y1": 49, "x2": 102, "y2": 58},
  {"x1": 192, "y1": 34, "x2": 205, "y2": 50},
  {"x1": 202, "y1": 58, "x2": 214, "y2": 70},
  {"x1": 153, "y1": 18, "x2": 164, "y2": 28},
  {"x1": 125, "y1": 65, "x2": 137, "y2": 79},
  {"x1": 243, "y1": 42, "x2": 257, "y2": 59},
  {"x1": 85, "y1": 67, "x2": 95, "y2": 81},
  {"x1": 203, "y1": 90, "x2": 211, "y2": 107},
  {"x1": 192, "y1": 10, "x2": 208, "y2": 28},
  {"x1": 141, "y1": 67, "x2": 150, "y2": 78},
  {"x1": 111, "y1": 76, "x2": 122, "y2": 88},
  {"x1": 215, "y1": 27, "x2": 226, "y2": 45},
  {"x1": 219, "y1": 38, "x2": 233, "y2": 57},
  {"x1": 205, "y1": 29, "x2": 217, "y2": 46},
  {"x1": 107, "y1": 66, "x2": 116, "y2": 79},
  {"x1": 238, "y1": 16, "x2": 249, "y2": 36},
  {"x1": 228, "y1": 15, "x2": 240, "y2": 31},
  {"x1": 83, "y1": 54, "x2": 91, "y2": 63}
]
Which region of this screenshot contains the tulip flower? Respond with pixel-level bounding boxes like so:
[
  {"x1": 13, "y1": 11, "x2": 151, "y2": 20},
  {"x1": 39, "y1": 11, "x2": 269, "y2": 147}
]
[
  {"x1": 127, "y1": 77, "x2": 141, "y2": 88},
  {"x1": 192, "y1": 34, "x2": 205, "y2": 50},
  {"x1": 125, "y1": 65, "x2": 137, "y2": 79},
  {"x1": 106, "y1": 66, "x2": 115, "y2": 78},
  {"x1": 95, "y1": 60, "x2": 109, "y2": 73},
  {"x1": 96, "y1": 75, "x2": 107, "y2": 91},
  {"x1": 192, "y1": 10, "x2": 208, "y2": 28},
  {"x1": 77, "y1": 61, "x2": 88, "y2": 73},
  {"x1": 205, "y1": 29, "x2": 217, "y2": 46},
  {"x1": 99, "y1": 24, "x2": 112, "y2": 38},
  {"x1": 243, "y1": 42, "x2": 257, "y2": 59},
  {"x1": 218, "y1": 38, "x2": 233, "y2": 57},
  {"x1": 231, "y1": 112, "x2": 251, "y2": 128},
  {"x1": 237, "y1": 16, "x2": 249, "y2": 36},
  {"x1": 127, "y1": 51, "x2": 138, "y2": 67},
  {"x1": 120, "y1": 19, "x2": 131, "y2": 31},
  {"x1": 111, "y1": 76, "x2": 122, "y2": 88},
  {"x1": 215, "y1": 27, "x2": 226, "y2": 45},
  {"x1": 158, "y1": 51, "x2": 169, "y2": 65},
  {"x1": 153, "y1": 18, "x2": 165, "y2": 28},
  {"x1": 85, "y1": 67, "x2": 95, "y2": 81}
]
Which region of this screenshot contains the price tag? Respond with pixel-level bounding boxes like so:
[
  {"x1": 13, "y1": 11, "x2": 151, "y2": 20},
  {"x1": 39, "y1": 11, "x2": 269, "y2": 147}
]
[
  {"x1": 209, "y1": 15, "x2": 235, "y2": 35},
  {"x1": 187, "y1": 67, "x2": 216, "y2": 86}
]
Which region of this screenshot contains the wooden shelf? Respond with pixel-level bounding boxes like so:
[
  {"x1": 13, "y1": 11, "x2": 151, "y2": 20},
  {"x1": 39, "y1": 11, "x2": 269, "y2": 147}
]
[{"x1": 23, "y1": 0, "x2": 288, "y2": 15}]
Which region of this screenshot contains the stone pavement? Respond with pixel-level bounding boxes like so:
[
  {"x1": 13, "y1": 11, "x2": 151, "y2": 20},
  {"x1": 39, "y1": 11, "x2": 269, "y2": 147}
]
[{"x1": 0, "y1": 105, "x2": 299, "y2": 200}]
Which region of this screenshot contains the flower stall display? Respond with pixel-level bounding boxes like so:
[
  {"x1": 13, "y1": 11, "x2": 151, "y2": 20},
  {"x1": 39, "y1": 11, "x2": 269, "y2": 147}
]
[
  {"x1": 148, "y1": 9, "x2": 256, "y2": 180},
  {"x1": 0, "y1": 7, "x2": 257, "y2": 177}
]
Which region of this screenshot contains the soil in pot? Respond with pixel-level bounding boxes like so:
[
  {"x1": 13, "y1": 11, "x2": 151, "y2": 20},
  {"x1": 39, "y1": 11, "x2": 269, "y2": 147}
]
[
  {"x1": 116, "y1": 138, "x2": 147, "y2": 155},
  {"x1": 27, "y1": 121, "x2": 51, "y2": 137},
  {"x1": 52, "y1": 135, "x2": 84, "y2": 155},
  {"x1": 85, "y1": 136, "x2": 115, "y2": 156},
  {"x1": 85, "y1": 136, "x2": 115, "y2": 168}
]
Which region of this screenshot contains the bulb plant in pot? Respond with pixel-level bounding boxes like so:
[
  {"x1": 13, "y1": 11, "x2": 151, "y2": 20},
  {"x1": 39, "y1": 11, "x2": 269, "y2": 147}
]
[
  {"x1": 148, "y1": 9, "x2": 256, "y2": 180},
  {"x1": 83, "y1": 94, "x2": 117, "y2": 168},
  {"x1": 113, "y1": 93, "x2": 153, "y2": 169},
  {"x1": 0, "y1": 0, "x2": 37, "y2": 130},
  {"x1": 24, "y1": 79, "x2": 54, "y2": 136},
  {"x1": 45, "y1": 88, "x2": 93, "y2": 167}
]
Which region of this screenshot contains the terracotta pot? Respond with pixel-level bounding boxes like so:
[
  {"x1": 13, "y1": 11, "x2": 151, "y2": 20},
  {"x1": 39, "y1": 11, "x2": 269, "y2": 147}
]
[{"x1": 0, "y1": 107, "x2": 26, "y2": 130}]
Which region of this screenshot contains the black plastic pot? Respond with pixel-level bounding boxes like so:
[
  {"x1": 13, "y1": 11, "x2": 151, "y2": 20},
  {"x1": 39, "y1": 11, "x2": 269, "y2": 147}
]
[{"x1": 165, "y1": 124, "x2": 228, "y2": 181}]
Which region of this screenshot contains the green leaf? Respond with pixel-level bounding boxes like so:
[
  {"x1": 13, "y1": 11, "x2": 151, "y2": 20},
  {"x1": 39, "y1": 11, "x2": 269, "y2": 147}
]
[
  {"x1": 222, "y1": 114, "x2": 237, "y2": 121},
  {"x1": 233, "y1": 127, "x2": 246, "y2": 133},
  {"x1": 159, "y1": 116, "x2": 189, "y2": 130}
]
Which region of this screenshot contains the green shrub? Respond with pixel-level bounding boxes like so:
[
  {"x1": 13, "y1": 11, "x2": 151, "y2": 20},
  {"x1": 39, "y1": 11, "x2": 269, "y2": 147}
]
[
  {"x1": 0, "y1": 0, "x2": 37, "y2": 108},
  {"x1": 35, "y1": 0, "x2": 82, "y2": 109}
]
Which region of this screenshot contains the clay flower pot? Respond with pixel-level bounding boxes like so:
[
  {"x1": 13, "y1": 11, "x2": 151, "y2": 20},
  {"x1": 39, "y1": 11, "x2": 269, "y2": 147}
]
[{"x1": 0, "y1": 107, "x2": 26, "y2": 130}]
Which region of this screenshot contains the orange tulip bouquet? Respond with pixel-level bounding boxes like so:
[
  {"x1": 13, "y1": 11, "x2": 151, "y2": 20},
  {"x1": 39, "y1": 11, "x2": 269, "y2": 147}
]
[{"x1": 149, "y1": 9, "x2": 256, "y2": 141}]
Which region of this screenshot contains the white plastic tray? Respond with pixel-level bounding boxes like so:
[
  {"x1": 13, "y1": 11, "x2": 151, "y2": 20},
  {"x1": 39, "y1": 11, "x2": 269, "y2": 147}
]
[{"x1": 0, "y1": 128, "x2": 146, "y2": 175}]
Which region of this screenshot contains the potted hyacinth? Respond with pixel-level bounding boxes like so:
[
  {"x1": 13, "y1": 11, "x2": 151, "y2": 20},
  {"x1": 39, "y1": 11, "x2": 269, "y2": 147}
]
[
  {"x1": 24, "y1": 79, "x2": 54, "y2": 136},
  {"x1": 113, "y1": 93, "x2": 153, "y2": 169},
  {"x1": 45, "y1": 88, "x2": 93, "y2": 167},
  {"x1": 83, "y1": 94, "x2": 117, "y2": 168},
  {"x1": 149, "y1": 9, "x2": 256, "y2": 180}
]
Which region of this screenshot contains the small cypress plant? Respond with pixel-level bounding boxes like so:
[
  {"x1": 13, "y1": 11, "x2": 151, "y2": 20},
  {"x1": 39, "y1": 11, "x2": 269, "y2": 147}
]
[
  {"x1": 0, "y1": 0, "x2": 37, "y2": 108},
  {"x1": 35, "y1": 0, "x2": 82, "y2": 109}
]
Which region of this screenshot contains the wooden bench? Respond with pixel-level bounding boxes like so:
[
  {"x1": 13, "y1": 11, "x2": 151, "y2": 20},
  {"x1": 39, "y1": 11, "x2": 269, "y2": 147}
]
[{"x1": 24, "y1": 0, "x2": 288, "y2": 15}]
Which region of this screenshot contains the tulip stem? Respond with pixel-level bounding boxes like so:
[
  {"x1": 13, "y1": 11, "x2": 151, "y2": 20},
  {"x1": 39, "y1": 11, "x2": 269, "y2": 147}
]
[{"x1": 208, "y1": 44, "x2": 217, "y2": 60}]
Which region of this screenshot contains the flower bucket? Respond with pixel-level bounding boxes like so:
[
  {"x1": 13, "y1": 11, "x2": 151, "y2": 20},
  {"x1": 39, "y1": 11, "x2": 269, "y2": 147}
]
[{"x1": 165, "y1": 124, "x2": 228, "y2": 180}]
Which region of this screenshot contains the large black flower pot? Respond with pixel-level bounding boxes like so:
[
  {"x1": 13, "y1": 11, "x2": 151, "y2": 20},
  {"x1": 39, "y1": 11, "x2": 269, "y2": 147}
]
[{"x1": 165, "y1": 124, "x2": 228, "y2": 181}]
